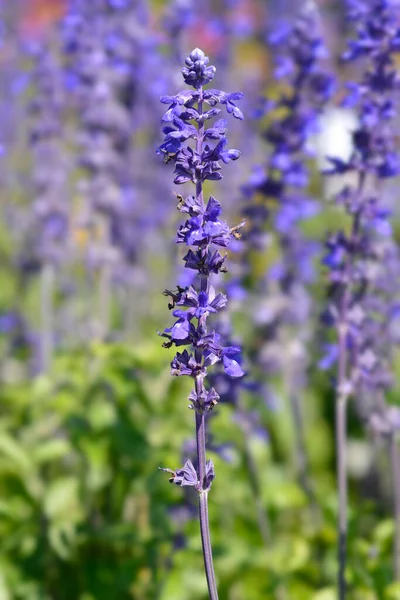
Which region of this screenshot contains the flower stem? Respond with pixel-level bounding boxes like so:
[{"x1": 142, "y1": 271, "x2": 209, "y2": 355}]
[
  {"x1": 242, "y1": 432, "x2": 271, "y2": 545},
  {"x1": 193, "y1": 84, "x2": 219, "y2": 599},
  {"x1": 288, "y1": 384, "x2": 317, "y2": 516},
  {"x1": 335, "y1": 175, "x2": 364, "y2": 599},
  {"x1": 99, "y1": 262, "x2": 111, "y2": 339},
  {"x1": 336, "y1": 393, "x2": 348, "y2": 600},
  {"x1": 335, "y1": 283, "x2": 350, "y2": 600},
  {"x1": 390, "y1": 432, "x2": 400, "y2": 581},
  {"x1": 40, "y1": 263, "x2": 55, "y2": 373},
  {"x1": 336, "y1": 283, "x2": 350, "y2": 600},
  {"x1": 196, "y1": 410, "x2": 219, "y2": 600}
]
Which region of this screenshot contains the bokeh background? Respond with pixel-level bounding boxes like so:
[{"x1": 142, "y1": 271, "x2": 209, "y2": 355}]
[{"x1": 1, "y1": 1, "x2": 399, "y2": 599}]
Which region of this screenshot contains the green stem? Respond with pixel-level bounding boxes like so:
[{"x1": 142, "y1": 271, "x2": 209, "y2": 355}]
[
  {"x1": 391, "y1": 432, "x2": 400, "y2": 581},
  {"x1": 196, "y1": 409, "x2": 219, "y2": 600},
  {"x1": 40, "y1": 263, "x2": 55, "y2": 373}
]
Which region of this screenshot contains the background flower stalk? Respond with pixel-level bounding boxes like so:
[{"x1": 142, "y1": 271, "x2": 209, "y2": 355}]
[
  {"x1": 321, "y1": 1, "x2": 400, "y2": 594},
  {"x1": 242, "y1": 3, "x2": 334, "y2": 511}
]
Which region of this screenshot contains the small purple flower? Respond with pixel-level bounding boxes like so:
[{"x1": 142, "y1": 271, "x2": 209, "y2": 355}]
[
  {"x1": 188, "y1": 387, "x2": 220, "y2": 412},
  {"x1": 159, "y1": 459, "x2": 199, "y2": 487}
]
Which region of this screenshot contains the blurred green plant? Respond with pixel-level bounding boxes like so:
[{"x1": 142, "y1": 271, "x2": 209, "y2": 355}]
[{"x1": 0, "y1": 341, "x2": 396, "y2": 599}]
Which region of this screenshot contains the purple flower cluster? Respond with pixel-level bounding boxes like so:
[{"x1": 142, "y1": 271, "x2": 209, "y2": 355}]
[
  {"x1": 245, "y1": 5, "x2": 333, "y2": 250},
  {"x1": 61, "y1": 0, "x2": 176, "y2": 337},
  {"x1": 159, "y1": 48, "x2": 244, "y2": 487},
  {"x1": 242, "y1": 6, "x2": 334, "y2": 388},
  {"x1": 22, "y1": 47, "x2": 70, "y2": 270},
  {"x1": 326, "y1": 2, "x2": 400, "y2": 178},
  {"x1": 321, "y1": 0, "x2": 400, "y2": 398},
  {"x1": 63, "y1": 0, "x2": 171, "y2": 266},
  {"x1": 318, "y1": 4, "x2": 400, "y2": 594},
  {"x1": 64, "y1": 1, "x2": 136, "y2": 261},
  {"x1": 158, "y1": 71, "x2": 243, "y2": 186}
]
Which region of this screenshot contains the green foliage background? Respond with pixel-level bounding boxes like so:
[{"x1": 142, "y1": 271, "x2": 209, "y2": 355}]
[
  {"x1": 0, "y1": 339, "x2": 399, "y2": 600},
  {"x1": 1, "y1": 2, "x2": 400, "y2": 597}
]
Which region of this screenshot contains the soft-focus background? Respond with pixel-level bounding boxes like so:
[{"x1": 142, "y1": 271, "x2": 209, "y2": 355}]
[{"x1": 1, "y1": 1, "x2": 399, "y2": 599}]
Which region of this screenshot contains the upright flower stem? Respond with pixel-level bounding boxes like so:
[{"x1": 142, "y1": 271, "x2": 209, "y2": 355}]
[
  {"x1": 242, "y1": 431, "x2": 271, "y2": 545},
  {"x1": 196, "y1": 405, "x2": 219, "y2": 600},
  {"x1": 390, "y1": 431, "x2": 400, "y2": 581},
  {"x1": 335, "y1": 175, "x2": 364, "y2": 599},
  {"x1": 336, "y1": 391, "x2": 348, "y2": 600},
  {"x1": 98, "y1": 215, "x2": 112, "y2": 340},
  {"x1": 336, "y1": 278, "x2": 351, "y2": 600},
  {"x1": 99, "y1": 263, "x2": 111, "y2": 339},
  {"x1": 198, "y1": 490, "x2": 218, "y2": 600},
  {"x1": 194, "y1": 89, "x2": 219, "y2": 600},
  {"x1": 288, "y1": 387, "x2": 316, "y2": 513},
  {"x1": 194, "y1": 366, "x2": 219, "y2": 600},
  {"x1": 40, "y1": 263, "x2": 55, "y2": 373}
]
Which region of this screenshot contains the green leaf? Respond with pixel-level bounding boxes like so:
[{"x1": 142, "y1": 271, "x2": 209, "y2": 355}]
[
  {"x1": 32, "y1": 438, "x2": 71, "y2": 464},
  {"x1": 385, "y1": 583, "x2": 400, "y2": 600},
  {"x1": 44, "y1": 477, "x2": 82, "y2": 521},
  {"x1": 48, "y1": 521, "x2": 77, "y2": 560},
  {"x1": 374, "y1": 519, "x2": 394, "y2": 545},
  {"x1": 0, "y1": 432, "x2": 32, "y2": 472},
  {"x1": 0, "y1": 571, "x2": 11, "y2": 600},
  {"x1": 267, "y1": 537, "x2": 310, "y2": 575},
  {"x1": 87, "y1": 398, "x2": 116, "y2": 431},
  {"x1": 311, "y1": 589, "x2": 336, "y2": 600}
]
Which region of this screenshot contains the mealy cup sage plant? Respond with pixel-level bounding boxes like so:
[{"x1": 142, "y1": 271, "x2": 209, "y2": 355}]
[
  {"x1": 321, "y1": 1, "x2": 400, "y2": 596},
  {"x1": 157, "y1": 48, "x2": 244, "y2": 599},
  {"x1": 27, "y1": 45, "x2": 70, "y2": 373},
  {"x1": 242, "y1": 4, "x2": 335, "y2": 506}
]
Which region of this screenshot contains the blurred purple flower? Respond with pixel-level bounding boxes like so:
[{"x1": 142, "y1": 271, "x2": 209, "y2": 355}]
[
  {"x1": 242, "y1": 4, "x2": 334, "y2": 389},
  {"x1": 321, "y1": 0, "x2": 400, "y2": 397}
]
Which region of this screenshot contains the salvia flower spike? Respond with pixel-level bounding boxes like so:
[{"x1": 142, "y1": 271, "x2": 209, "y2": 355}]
[
  {"x1": 158, "y1": 48, "x2": 244, "y2": 600},
  {"x1": 242, "y1": 4, "x2": 334, "y2": 506},
  {"x1": 321, "y1": 0, "x2": 400, "y2": 595}
]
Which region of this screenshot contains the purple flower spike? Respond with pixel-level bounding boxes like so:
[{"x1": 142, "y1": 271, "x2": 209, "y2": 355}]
[
  {"x1": 320, "y1": 2, "x2": 400, "y2": 596},
  {"x1": 240, "y1": 4, "x2": 334, "y2": 436},
  {"x1": 157, "y1": 49, "x2": 244, "y2": 595},
  {"x1": 321, "y1": 0, "x2": 400, "y2": 397},
  {"x1": 158, "y1": 46, "x2": 244, "y2": 424}
]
